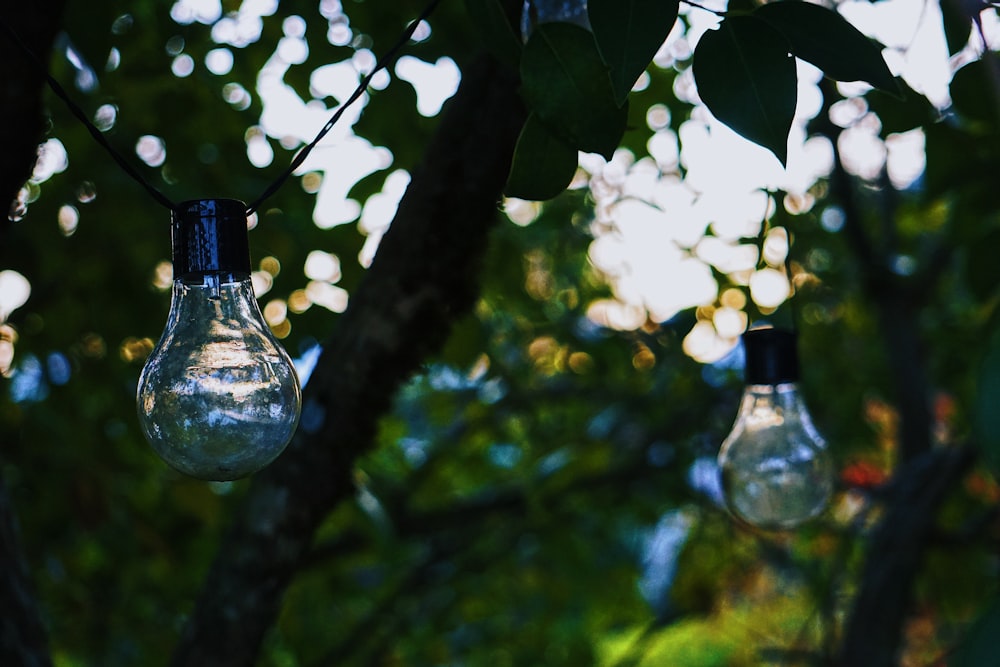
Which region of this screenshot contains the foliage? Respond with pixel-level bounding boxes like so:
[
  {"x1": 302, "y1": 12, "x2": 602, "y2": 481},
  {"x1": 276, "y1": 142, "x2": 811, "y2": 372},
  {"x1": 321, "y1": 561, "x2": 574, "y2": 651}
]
[
  {"x1": 692, "y1": 14, "x2": 798, "y2": 165},
  {"x1": 589, "y1": 0, "x2": 679, "y2": 105},
  {"x1": 506, "y1": 0, "x2": 897, "y2": 182},
  {"x1": 2, "y1": 0, "x2": 1000, "y2": 665}
]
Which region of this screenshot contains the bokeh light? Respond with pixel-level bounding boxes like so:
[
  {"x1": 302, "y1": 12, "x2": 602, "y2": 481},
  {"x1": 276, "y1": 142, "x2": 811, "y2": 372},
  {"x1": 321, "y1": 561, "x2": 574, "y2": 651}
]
[
  {"x1": 205, "y1": 48, "x2": 234, "y2": 75},
  {"x1": 304, "y1": 250, "x2": 342, "y2": 283},
  {"x1": 57, "y1": 205, "x2": 79, "y2": 236},
  {"x1": 0, "y1": 270, "x2": 30, "y2": 323},
  {"x1": 172, "y1": 54, "x2": 195, "y2": 77},
  {"x1": 394, "y1": 56, "x2": 460, "y2": 117},
  {"x1": 135, "y1": 135, "x2": 167, "y2": 168},
  {"x1": 93, "y1": 104, "x2": 118, "y2": 131},
  {"x1": 32, "y1": 139, "x2": 69, "y2": 182}
]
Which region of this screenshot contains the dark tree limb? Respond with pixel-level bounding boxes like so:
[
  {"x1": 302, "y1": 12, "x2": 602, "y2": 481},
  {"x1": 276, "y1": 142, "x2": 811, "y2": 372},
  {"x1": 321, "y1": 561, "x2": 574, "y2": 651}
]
[
  {"x1": 817, "y1": 98, "x2": 933, "y2": 463},
  {"x1": 836, "y1": 446, "x2": 976, "y2": 667},
  {"x1": 814, "y1": 80, "x2": 971, "y2": 666},
  {"x1": 0, "y1": 4, "x2": 67, "y2": 665},
  {"x1": 0, "y1": 2, "x2": 67, "y2": 242},
  {"x1": 0, "y1": 478, "x2": 52, "y2": 667},
  {"x1": 170, "y1": 52, "x2": 526, "y2": 665}
]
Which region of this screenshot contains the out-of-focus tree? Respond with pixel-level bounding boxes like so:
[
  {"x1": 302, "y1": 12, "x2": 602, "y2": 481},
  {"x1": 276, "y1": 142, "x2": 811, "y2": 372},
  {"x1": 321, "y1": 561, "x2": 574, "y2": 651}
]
[{"x1": 2, "y1": 1, "x2": 1000, "y2": 666}]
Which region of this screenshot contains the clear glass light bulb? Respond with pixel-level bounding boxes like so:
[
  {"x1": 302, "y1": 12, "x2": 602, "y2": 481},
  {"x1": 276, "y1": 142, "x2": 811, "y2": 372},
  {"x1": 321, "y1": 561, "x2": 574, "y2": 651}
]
[
  {"x1": 137, "y1": 199, "x2": 301, "y2": 481},
  {"x1": 717, "y1": 328, "x2": 833, "y2": 530}
]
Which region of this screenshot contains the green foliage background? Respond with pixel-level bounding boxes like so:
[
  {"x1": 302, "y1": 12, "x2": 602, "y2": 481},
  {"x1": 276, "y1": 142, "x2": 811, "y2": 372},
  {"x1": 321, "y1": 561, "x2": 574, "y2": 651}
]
[{"x1": 3, "y1": 0, "x2": 1000, "y2": 664}]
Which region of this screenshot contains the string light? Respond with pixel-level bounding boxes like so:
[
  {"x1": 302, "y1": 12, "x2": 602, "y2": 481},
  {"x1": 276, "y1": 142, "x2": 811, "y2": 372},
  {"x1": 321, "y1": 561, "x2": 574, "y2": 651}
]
[
  {"x1": 1, "y1": 1, "x2": 442, "y2": 478},
  {"x1": 717, "y1": 327, "x2": 833, "y2": 530},
  {"x1": 137, "y1": 200, "x2": 301, "y2": 480}
]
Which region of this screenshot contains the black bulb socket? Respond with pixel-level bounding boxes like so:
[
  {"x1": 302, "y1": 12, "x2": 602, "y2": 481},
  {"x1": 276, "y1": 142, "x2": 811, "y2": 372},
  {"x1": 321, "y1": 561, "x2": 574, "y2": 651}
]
[
  {"x1": 743, "y1": 327, "x2": 799, "y2": 385},
  {"x1": 171, "y1": 198, "x2": 251, "y2": 283}
]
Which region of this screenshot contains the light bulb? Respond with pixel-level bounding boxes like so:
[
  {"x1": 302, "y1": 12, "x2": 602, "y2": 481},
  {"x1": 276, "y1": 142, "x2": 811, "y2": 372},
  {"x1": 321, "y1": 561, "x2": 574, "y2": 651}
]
[
  {"x1": 521, "y1": 0, "x2": 590, "y2": 37},
  {"x1": 137, "y1": 199, "x2": 301, "y2": 481},
  {"x1": 717, "y1": 328, "x2": 833, "y2": 530}
]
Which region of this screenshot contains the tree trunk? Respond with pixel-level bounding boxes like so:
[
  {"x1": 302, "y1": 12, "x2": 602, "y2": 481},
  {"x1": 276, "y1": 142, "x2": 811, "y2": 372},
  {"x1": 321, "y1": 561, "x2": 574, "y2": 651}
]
[
  {"x1": 171, "y1": 53, "x2": 526, "y2": 666},
  {"x1": 0, "y1": 2, "x2": 67, "y2": 238},
  {"x1": 0, "y1": 478, "x2": 52, "y2": 667},
  {"x1": 835, "y1": 447, "x2": 974, "y2": 666},
  {"x1": 0, "y1": 4, "x2": 67, "y2": 664}
]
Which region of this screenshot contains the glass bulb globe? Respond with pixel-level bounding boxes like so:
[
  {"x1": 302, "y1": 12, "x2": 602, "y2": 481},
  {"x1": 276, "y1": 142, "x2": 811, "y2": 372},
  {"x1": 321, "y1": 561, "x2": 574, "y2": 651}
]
[
  {"x1": 137, "y1": 199, "x2": 301, "y2": 481},
  {"x1": 717, "y1": 327, "x2": 833, "y2": 530},
  {"x1": 718, "y1": 382, "x2": 833, "y2": 530}
]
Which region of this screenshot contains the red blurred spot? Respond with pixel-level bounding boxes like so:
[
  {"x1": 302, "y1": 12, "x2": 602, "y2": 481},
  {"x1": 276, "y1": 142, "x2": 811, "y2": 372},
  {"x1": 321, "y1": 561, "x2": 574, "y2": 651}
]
[
  {"x1": 965, "y1": 471, "x2": 1000, "y2": 503},
  {"x1": 933, "y1": 392, "x2": 956, "y2": 424},
  {"x1": 841, "y1": 460, "x2": 888, "y2": 488}
]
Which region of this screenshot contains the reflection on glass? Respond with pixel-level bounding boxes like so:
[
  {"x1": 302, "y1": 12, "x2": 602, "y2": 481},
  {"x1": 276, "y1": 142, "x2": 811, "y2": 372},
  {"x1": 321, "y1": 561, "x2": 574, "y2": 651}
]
[
  {"x1": 138, "y1": 277, "x2": 300, "y2": 480},
  {"x1": 718, "y1": 383, "x2": 832, "y2": 530},
  {"x1": 717, "y1": 327, "x2": 833, "y2": 530}
]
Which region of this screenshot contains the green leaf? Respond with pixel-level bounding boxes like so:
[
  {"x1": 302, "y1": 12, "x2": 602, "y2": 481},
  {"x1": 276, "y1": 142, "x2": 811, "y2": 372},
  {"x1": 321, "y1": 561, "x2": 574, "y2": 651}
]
[
  {"x1": 692, "y1": 15, "x2": 796, "y2": 165},
  {"x1": 951, "y1": 59, "x2": 1000, "y2": 128},
  {"x1": 505, "y1": 113, "x2": 579, "y2": 201},
  {"x1": 975, "y1": 332, "x2": 1000, "y2": 473},
  {"x1": 940, "y1": 0, "x2": 975, "y2": 55},
  {"x1": 754, "y1": 1, "x2": 899, "y2": 95},
  {"x1": 951, "y1": 597, "x2": 1000, "y2": 666},
  {"x1": 464, "y1": 0, "x2": 522, "y2": 70},
  {"x1": 922, "y1": 117, "x2": 1000, "y2": 201},
  {"x1": 588, "y1": 0, "x2": 680, "y2": 105},
  {"x1": 520, "y1": 22, "x2": 628, "y2": 159},
  {"x1": 865, "y1": 78, "x2": 936, "y2": 137}
]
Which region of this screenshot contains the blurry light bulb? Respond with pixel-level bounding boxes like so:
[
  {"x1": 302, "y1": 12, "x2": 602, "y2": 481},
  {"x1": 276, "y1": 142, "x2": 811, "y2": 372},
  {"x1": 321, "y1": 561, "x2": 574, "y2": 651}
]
[
  {"x1": 717, "y1": 328, "x2": 833, "y2": 530},
  {"x1": 521, "y1": 0, "x2": 590, "y2": 38},
  {"x1": 137, "y1": 199, "x2": 301, "y2": 481}
]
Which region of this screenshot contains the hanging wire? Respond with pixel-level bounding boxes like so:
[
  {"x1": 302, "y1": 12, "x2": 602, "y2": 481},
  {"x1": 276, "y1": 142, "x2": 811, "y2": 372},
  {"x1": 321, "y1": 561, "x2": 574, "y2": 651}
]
[
  {"x1": 0, "y1": 20, "x2": 178, "y2": 211},
  {"x1": 766, "y1": 191, "x2": 801, "y2": 335},
  {"x1": 1, "y1": 0, "x2": 444, "y2": 216},
  {"x1": 784, "y1": 224, "x2": 800, "y2": 334},
  {"x1": 245, "y1": 0, "x2": 443, "y2": 215},
  {"x1": 752, "y1": 191, "x2": 799, "y2": 334}
]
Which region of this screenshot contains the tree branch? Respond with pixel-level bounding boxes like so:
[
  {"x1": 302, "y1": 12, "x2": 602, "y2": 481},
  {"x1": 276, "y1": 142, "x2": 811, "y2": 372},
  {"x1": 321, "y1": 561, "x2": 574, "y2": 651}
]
[
  {"x1": 813, "y1": 79, "x2": 966, "y2": 666},
  {"x1": 0, "y1": 4, "x2": 67, "y2": 665},
  {"x1": 170, "y1": 51, "x2": 527, "y2": 665},
  {"x1": 0, "y1": 3, "x2": 67, "y2": 243},
  {"x1": 815, "y1": 80, "x2": 934, "y2": 463},
  {"x1": 0, "y1": 478, "x2": 52, "y2": 667},
  {"x1": 836, "y1": 446, "x2": 976, "y2": 667}
]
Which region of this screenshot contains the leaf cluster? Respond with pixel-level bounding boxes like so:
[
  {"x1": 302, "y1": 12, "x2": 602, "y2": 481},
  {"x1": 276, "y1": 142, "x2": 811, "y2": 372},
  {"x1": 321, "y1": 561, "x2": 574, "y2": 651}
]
[{"x1": 497, "y1": 0, "x2": 900, "y2": 197}]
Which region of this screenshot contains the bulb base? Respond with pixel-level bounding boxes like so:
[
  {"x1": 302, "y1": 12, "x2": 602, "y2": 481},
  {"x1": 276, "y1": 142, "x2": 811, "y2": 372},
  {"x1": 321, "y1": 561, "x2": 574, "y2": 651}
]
[
  {"x1": 743, "y1": 327, "x2": 799, "y2": 385},
  {"x1": 172, "y1": 198, "x2": 251, "y2": 282}
]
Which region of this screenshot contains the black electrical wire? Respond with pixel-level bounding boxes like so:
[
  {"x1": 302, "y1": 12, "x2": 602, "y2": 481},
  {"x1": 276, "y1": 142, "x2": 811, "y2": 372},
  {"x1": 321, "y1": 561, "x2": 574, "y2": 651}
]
[
  {"x1": 0, "y1": 19, "x2": 178, "y2": 211},
  {"x1": 1, "y1": 0, "x2": 444, "y2": 216},
  {"x1": 245, "y1": 0, "x2": 443, "y2": 215}
]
